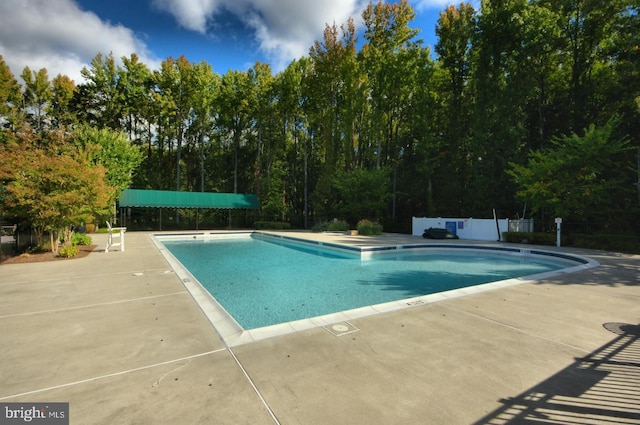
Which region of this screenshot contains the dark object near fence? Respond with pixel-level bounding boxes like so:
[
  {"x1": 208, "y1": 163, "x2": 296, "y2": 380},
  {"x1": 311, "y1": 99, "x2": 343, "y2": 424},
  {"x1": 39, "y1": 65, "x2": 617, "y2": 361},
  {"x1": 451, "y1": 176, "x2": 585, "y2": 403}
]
[{"x1": 422, "y1": 227, "x2": 459, "y2": 239}]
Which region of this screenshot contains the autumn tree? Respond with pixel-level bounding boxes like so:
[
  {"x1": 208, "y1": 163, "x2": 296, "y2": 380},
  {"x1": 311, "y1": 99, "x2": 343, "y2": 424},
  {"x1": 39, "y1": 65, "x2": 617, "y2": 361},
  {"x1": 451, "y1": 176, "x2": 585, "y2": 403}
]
[
  {"x1": 0, "y1": 128, "x2": 113, "y2": 252},
  {"x1": 50, "y1": 74, "x2": 77, "y2": 128}
]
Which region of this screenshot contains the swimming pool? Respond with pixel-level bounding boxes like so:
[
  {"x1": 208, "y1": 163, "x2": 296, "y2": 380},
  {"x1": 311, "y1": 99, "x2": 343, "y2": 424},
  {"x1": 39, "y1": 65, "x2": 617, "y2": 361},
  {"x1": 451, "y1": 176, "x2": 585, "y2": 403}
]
[{"x1": 153, "y1": 231, "x2": 597, "y2": 345}]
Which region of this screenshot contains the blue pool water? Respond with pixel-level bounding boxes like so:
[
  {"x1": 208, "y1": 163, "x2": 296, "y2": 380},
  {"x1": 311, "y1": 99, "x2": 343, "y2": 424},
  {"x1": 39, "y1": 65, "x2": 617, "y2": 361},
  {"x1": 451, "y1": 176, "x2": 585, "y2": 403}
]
[{"x1": 161, "y1": 235, "x2": 567, "y2": 330}]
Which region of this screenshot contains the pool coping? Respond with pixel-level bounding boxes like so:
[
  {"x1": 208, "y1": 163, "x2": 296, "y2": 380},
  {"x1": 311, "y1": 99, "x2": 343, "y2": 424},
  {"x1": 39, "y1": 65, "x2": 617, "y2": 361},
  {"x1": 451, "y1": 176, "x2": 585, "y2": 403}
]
[{"x1": 150, "y1": 231, "x2": 599, "y2": 347}]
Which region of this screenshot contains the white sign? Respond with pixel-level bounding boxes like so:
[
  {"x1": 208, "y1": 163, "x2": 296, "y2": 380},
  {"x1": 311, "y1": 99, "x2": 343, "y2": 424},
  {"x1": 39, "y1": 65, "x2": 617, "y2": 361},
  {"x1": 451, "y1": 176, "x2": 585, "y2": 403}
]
[{"x1": 555, "y1": 217, "x2": 562, "y2": 224}]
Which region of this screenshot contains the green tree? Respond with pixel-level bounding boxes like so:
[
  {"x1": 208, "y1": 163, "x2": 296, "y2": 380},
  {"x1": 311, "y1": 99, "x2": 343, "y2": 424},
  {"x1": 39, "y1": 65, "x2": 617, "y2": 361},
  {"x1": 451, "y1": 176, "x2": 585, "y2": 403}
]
[
  {"x1": 71, "y1": 125, "x2": 143, "y2": 199},
  {"x1": 468, "y1": 0, "x2": 529, "y2": 216},
  {"x1": 0, "y1": 56, "x2": 22, "y2": 129},
  {"x1": 361, "y1": 0, "x2": 421, "y2": 170},
  {"x1": 543, "y1": 0, "x2": 628, "y2": 130},
  {"x1": 307, "y1": 19, "x2": 362, "y2": 219},
  {"x1": 276, "y1": 58, "x2": 314, "y2": 226},
  {"x1": 360, "y1": 0, "x2": 428, "y2": 224},
  {"x1": 186, "y1": 60, "x2": 219, "y2": 192},
  {"x1": 248, "y1": 61, "x2": 274, "y2": 204},
  {"x1": 119, "y1": 54, "x2": 153, "y2": 142},
  {"x1": 515, "y1": 3, "x2": 563, "y2": 149},
  {"x1": 261, "y1": 159, "x2": 290, "y2": 221},
  {"x1": 21, "y1": 67, "x2": 52, "y2": 131},
  {"x1": 218, "y1": 69, "x2": 255, "y2": 194},
  {"x1": 508, "y1": 118, "x2": 633, "y2": 228},
  {"x1": 434, "y1": 2, "x2": 476, "y2": 213},
  {"x1": 76, "y1": 52, "x2": 122, "y2": 129},
  {"x1": 331, "y1": 167, "x2": 391, "y2": 224}
]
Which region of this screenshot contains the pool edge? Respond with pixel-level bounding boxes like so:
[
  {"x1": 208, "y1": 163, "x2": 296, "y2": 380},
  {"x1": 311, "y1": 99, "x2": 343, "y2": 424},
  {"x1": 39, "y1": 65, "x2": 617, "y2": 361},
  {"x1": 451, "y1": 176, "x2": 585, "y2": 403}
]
[{"x1": 150, "y1": 231, "x2": 599, "y2": 347}]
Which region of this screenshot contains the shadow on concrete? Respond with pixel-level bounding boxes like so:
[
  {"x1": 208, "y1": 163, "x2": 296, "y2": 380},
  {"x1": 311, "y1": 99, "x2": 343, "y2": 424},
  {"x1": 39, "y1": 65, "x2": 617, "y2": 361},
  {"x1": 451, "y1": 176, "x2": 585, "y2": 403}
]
[{"x1": 472, "y1": 323, "x2": 640, "y2": 424}]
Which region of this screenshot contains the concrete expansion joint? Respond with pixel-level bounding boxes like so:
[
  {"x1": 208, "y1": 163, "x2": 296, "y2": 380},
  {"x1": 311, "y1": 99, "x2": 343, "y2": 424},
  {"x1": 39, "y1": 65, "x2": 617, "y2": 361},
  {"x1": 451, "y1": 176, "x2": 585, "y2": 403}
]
[
  {"x1": 226, "y1": 347, "x2": 281, "y2": 425},
  {"x1": 0, "y1": 291, "x2": 188, "y2": 320},
  {"x1": 0, "y1": 349, "x2": 226, "y2": 401},
  {"x1": 0, "y1": 268, "x2": 173, "y2": 287}
]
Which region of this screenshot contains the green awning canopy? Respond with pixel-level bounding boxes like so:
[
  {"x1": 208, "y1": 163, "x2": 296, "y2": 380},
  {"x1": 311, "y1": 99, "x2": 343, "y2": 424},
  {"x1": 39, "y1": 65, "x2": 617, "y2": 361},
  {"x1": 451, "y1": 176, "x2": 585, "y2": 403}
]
[{"x1": 119, "y1": 189, "x2": 258, "y2": 209}]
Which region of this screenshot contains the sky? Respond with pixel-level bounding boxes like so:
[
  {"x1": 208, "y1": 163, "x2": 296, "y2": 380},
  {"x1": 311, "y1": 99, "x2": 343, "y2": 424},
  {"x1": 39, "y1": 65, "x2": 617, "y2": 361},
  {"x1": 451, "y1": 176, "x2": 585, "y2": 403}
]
[{"x1": 0, "y1": 0, "x2": 479, "y2": 84}]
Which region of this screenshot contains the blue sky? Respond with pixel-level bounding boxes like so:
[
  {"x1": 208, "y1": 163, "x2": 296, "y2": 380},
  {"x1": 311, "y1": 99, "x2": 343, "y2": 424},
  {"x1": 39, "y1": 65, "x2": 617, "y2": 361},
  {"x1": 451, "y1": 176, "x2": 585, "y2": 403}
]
[{"x1": 0, "y1": 0, "x2": 478, "y2": 83}]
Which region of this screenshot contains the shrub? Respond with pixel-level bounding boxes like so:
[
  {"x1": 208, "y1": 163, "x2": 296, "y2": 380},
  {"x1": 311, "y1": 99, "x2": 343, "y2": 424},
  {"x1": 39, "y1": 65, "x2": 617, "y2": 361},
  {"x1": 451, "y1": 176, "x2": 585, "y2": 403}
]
[
  {"x1": 567, "y1": 233, "x2": 640, "y2": 253},
  {"x1": 503, "y1": 231, "x2": 640, "y2": 253},
  {"x1": 28, "y1": 244, "x2": 50, "y2": 254},
  {"x1": 311, "y1": 221, "x2": 327, "y2": 232},
  {"x1": 58, "y1": 244, "x2": 80, "y2": 258},
  {"x1": 326, "y1": 220, "x2": 350, "y2": 232},
  {"x1": 502, "y1": 232, "x2": 563, "y2": 246},
  {"x1": 72, "y1": 232, "x2": 92, "y2": 246},
  {"x1": 254, "y1": 221, "x2": 291, "y2": 230},
  {"x1": 312, "y1": 220, "x2": 351, "y2": 232},
  {"x1": 357, "y1": 219, "x2": 382, "y2": 236}
]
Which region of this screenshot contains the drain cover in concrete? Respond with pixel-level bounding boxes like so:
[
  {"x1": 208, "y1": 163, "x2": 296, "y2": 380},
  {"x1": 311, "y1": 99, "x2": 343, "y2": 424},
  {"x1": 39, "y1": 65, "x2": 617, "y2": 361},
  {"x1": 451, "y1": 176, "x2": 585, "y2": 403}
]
[{"x1": 324, "y1": 322, "x2": 359, "y2": 337}]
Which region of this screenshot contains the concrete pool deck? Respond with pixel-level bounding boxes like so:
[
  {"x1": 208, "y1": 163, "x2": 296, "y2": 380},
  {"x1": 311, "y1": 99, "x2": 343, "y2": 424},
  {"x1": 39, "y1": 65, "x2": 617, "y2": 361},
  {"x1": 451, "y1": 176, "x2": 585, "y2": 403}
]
[{"x1": 0, "y1": 231, "x2": 638, "y2": 424}]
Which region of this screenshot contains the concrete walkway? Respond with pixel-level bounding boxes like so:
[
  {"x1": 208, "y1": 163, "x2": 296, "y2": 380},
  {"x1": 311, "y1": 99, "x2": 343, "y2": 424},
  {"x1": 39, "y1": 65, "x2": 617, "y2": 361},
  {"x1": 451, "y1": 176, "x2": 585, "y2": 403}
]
[{"x1": 0, "y1": 231, "x2": 638, "y2": 424}]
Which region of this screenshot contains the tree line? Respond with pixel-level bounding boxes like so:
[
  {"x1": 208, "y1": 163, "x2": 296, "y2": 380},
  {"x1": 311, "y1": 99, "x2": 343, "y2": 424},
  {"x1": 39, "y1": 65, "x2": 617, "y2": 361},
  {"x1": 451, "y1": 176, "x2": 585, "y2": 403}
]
[{"x1": 1, "y1": 0, "x2": 639, "y2": 235}]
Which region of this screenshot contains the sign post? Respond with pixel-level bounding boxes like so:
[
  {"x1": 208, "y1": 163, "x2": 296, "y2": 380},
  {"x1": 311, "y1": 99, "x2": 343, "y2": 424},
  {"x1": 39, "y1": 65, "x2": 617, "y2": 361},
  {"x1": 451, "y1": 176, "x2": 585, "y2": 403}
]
[{"x1": 555, "y1": 217, "x2": 562, "y2": 247}]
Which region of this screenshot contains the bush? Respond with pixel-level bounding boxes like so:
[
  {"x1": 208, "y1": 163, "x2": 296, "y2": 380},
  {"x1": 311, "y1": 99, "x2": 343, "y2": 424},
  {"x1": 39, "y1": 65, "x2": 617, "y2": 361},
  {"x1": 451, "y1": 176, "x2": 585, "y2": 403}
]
[
  {"x1": 58, "y1": 244, "x2": 80, "y2": 258},
  {"x1": 327, "y1": 220, "x2": 350, "y2": 232},
  {"x1": 313, "y1": 220, "x2": 349, "y2": 232},
  {"x1": 502, "y1": 232, "x2": 560, "y2": 246},
  {"x1": 311, "y1": 220, "x2": 351, "y2": 232},
  {"x1": 567, "y1": 233, "x2": 640, "y2": 253},
  {"x1": 254, "y1": 221, "x2": 291, "y2": 230},
  {"x1": 357, "y1": 219, "x2": 382, "y2": 236},
  {"x1": 28, "y1": 244, "x2": 50, "y2": 254},
  {"x1": 311, "y1": 221, "x2": 327, "y2": 232},
  {"x1": 503, "y1": 231, "x2": 640, "y2": 253},
  {"x1": 72, "y1": 232, "x2": 92, "y2": 246}
]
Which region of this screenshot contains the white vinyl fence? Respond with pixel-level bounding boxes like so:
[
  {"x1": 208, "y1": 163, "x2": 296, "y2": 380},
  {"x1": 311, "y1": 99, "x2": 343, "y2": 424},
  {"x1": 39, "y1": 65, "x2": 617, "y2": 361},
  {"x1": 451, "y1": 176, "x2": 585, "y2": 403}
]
[{"x1": 412, "y1": 217, "x2": 509, "y2": 241}]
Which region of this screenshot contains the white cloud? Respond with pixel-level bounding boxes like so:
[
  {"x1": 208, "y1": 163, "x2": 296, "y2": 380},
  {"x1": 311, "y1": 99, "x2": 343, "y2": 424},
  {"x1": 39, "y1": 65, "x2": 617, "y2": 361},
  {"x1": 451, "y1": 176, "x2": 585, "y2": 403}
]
[
  {"x1": 412, "y1": 0, "x2": 480, "y2": 12},
  {"x1": 0, "y1": 0, "x2": 160, "y2": 84},
  {"x1": 152, "y1": 0, "x2": 222, "y2": 33},
  {"x1": 152, "y1": 0, "x2": 368, "y2": 71}
]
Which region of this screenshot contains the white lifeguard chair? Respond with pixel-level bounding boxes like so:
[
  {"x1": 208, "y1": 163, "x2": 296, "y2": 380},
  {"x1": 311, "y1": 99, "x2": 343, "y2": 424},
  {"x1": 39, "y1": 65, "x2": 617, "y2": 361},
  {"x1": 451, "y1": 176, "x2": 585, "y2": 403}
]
[{"x1": 105, "y1": 221, "x2": 126, "y2": 252}]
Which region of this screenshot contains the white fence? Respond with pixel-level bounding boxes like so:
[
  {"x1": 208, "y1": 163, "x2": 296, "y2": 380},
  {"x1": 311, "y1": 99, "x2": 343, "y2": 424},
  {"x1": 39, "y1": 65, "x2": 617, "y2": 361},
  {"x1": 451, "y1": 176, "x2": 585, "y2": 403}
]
[
  {"x1": 412, "y1": 217, "x2": 509, "y2": 241},
  {"x1": 508, "y1": 218, "x2": 534, "y2": 233}
]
